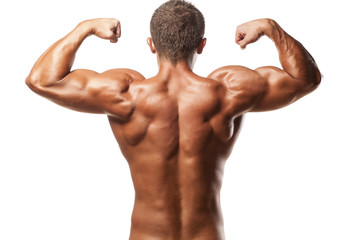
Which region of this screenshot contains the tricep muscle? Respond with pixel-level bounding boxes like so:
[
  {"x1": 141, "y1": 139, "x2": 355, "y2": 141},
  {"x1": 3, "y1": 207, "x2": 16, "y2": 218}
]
[
  {"x1": 31, "y1": 69, "x2": 141, "y2": 119},
  {"x1": 250, "y1": 66, "x2": 306, "y2": 112}
]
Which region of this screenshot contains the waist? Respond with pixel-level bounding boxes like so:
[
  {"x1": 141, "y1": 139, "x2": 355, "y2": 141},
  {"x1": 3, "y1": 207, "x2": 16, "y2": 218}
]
[{"x1": 130, "y1": 199, "x2": 225, "y2": 240}]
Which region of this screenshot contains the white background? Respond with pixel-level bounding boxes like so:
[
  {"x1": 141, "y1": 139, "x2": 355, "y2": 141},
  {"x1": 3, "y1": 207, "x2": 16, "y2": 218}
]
[{"x1": 1, "y1": 0, "x2": 359, "y2": 239}]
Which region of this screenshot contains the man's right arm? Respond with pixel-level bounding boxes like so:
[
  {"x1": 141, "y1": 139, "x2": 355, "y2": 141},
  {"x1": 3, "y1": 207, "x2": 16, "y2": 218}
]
[
  {"x1": 210, "y1": 19, "x2": 321, "y2": 114},
  {"x1": 25, "y1": 18, "x2": 144, "y2": 120}
]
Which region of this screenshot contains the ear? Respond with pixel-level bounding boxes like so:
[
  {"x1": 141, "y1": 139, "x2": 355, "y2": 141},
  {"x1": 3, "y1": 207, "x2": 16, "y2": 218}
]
[
  {"x1": 197, "y1": 38, "x2": 207, "y2": 54},
  {"x1": 147, "y1": 37, "x2": 156, "y2": 54}
]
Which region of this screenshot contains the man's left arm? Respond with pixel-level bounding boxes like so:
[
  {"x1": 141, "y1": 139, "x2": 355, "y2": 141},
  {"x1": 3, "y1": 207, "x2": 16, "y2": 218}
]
[{"x1": 26, "y1": 18, "x2": 143, "y2": 119}]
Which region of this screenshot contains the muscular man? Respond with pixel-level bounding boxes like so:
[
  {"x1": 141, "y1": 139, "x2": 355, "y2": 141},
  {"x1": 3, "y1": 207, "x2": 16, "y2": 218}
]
[{"x1": 26, "y1": 0, "x2": 321, "y2": 239}]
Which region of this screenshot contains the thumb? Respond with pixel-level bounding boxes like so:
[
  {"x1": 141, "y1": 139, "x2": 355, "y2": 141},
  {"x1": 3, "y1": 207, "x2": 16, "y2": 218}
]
[
  {"x1": 239, "y1": 41, "x2": 247, "y2": 50},
  {"x1": 237, "y1": 37, "x2": 249, "y2": 50},
  {"x1": 110, "y1": 37, "x2": 118, "y2": 43}
]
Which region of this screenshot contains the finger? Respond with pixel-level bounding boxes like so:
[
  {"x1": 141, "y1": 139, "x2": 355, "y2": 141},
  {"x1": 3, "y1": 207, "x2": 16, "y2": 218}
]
[
  {"x1": 235, "y1": 35, "x2": 247, "y2": 49},
  {"x1": 235, "y1": 36, "x2": 245, "y2": 45},
  {"x1": 108, "y1": 31, "x2": 118, "y2": 43},
  {"x1": 238, "y1": 37, "x2": 249, "y2": 50},
  {"x1": 235, "y1": 31, "x2": 245, "y2": 44},
  {"x1": 110, "y1": 23, "x2": 120, "y2": 43},
  {"x1": 115, "y1": 22, "x2": 121, "y2": 38}
]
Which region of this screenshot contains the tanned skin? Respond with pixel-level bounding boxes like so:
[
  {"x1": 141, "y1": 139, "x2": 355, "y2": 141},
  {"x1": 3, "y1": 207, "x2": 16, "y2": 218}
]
[{"x1": 26, "y1": 18, "x2": 321, "y2": 240}]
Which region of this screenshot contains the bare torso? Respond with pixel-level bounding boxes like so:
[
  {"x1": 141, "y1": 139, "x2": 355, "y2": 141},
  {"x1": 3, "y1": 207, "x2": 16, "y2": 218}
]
[
  {"x1": 108, "y1": 69, "x2": 243, "y2": 239},
  {"x1": 26, "y1": 17, "x2": 321, "y2": 240}
]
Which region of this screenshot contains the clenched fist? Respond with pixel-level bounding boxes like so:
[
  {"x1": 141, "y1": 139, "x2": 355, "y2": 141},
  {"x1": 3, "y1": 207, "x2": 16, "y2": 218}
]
[
  {"x1": 82, "y1": 18, "x2": 121, "y2": 43},
  {"x1": 235, "y1": 18, "x2": 272, "y2": 50}
]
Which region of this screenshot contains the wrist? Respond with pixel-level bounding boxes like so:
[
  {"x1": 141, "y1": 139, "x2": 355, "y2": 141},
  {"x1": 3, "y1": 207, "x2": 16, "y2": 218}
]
[
  {"x1": 76, "y1": 20, "x2": 95, "y2": 37},
  {"x1": 261, "y1": 18, "x2": 276, "y2": 38}
]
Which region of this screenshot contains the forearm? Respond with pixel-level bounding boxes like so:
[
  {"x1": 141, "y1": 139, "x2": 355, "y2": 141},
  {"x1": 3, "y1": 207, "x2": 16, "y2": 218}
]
[
  {"x1": 263, "y1": 19, "x2": 321, "y2": 87},
  {"x1": 26, "y1": 21, "x2": 92, "y2": 87}
]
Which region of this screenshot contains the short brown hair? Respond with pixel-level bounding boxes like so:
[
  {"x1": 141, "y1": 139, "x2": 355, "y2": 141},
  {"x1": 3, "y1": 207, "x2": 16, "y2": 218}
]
[{"x1": 150, "y1": 0, "x2": 205, "y2": 64}]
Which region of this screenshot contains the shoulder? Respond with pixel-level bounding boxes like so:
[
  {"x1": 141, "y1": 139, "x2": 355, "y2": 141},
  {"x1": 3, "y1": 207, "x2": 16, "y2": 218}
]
[
  {"x1": 208, "y1": 66, "x2": 268, "y2": 116},
  {"x1": 208, "y1": 65, "x2": 251, "y2": 79},
  {"x1": 100, "y1": 68, "x2": 145, "y2": 83},
  {"x1": 208, "y1": 65, "x2": 268, "y2": 96},
  {"x1": 208, "y1": 66, "x2": 263, "y2": 88}
]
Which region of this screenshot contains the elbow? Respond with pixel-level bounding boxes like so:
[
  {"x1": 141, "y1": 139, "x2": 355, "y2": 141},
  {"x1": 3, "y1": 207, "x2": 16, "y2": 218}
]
[
  {"x1": 305, "y1": 69, "x2": 322, "y2": 92},
  {"x1": 313, "y1": 68, "x2": 322, "y2": 87},
  {"x1": 25, "y1": 75, "x2": 44, "y2": 94},
  {"x1": 25, "y1": 75, "x2": 37, "y2": 91}
]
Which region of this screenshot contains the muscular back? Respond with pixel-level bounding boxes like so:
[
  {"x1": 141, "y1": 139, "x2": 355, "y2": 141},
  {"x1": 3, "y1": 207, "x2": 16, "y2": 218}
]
[
  {"x1": 108, "y1": 70, "x2": 243, "y2": 239},
  {"x1": 26, "y1": 17, "x2": 321, "y2": 240}
]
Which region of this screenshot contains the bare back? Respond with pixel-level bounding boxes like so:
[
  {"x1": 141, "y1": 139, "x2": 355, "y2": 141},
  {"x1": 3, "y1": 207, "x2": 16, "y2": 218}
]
[
  {"x1": 26, "y1": 16, "x2": 320, "y2": 240},
  {"x1": 108, "y1": 71, "x2": 243, "y2": 239}
]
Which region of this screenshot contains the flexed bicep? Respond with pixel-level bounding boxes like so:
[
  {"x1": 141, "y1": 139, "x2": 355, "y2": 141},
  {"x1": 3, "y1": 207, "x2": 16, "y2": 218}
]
[
  {"x1": 229, "y1": 18, "x2": 321, "y2": 113},
  {"x1": 25, "y1": 18, "x2": 137, "y2": 119},
  {"x1": 209, "y1": 64, "x2": 312, "y2": 116}
]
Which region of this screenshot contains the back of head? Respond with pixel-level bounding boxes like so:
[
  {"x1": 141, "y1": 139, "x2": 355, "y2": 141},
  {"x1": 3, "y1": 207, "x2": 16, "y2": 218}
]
[{"x1": 150, "y1": 0, "x2": 205, "y2": 64}]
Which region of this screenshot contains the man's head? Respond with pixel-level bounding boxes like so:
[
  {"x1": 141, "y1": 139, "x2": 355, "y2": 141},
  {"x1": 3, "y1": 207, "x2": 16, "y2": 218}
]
[{"x1": 148, "y1": 0, "x2": 206, "y2": 65}]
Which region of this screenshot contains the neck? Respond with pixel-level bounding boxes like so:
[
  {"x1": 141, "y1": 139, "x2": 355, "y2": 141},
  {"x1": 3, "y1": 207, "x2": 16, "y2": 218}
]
[
  {"x1": 157, "y1": 60, "x2": 194, "y2": 75},
  {"x1": 156, "y1": 53, "x2": 198, "y2": 72}
]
